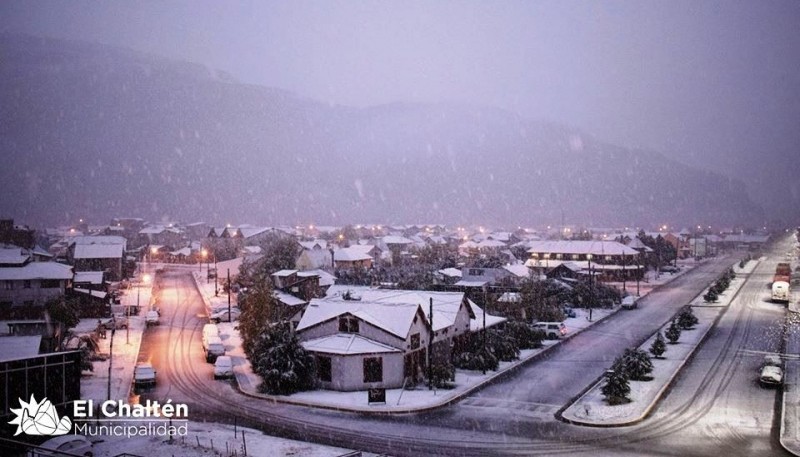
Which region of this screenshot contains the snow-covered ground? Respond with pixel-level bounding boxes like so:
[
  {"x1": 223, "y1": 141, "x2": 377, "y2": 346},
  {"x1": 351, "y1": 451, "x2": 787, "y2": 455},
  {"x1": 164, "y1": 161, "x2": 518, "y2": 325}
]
[
  {"x1": 78, "y1": 270, "x2": 153, "y2": 404},
  {"x1": 561, "y1": 259, "x2": 754, "y2": 425},
  {"x1": 89, "y1": 421, "x2": 354, "y2": 457}
]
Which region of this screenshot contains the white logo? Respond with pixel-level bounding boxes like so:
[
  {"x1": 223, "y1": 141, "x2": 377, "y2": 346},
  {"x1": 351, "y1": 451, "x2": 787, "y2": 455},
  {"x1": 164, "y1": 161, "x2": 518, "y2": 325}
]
[{"x1": 8, "y1": 395, "x2": 72, "y2": 436}]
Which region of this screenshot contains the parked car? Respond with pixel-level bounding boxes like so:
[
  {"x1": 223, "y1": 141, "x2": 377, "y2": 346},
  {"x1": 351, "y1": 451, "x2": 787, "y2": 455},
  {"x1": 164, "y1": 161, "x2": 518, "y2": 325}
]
[
  {"x1": 133, "y1": 363, "x2": 157, "y2": 387},
  {"x1": 760, "y1": 365, "x2": 783, "y2": 387},
  {"x1": 101, "y1": 315, "x2": 128, "y2": 330},
  {"x1": 145, "y1": 310, "x2": 160, "y2": 326},
  {"x1": 532, "y1": 322, "x2": 568, "y2": 339},
  {"x1": 205, "y1": 336, "x2": 226, "y2": 362},
  {"x1": 661, "y1": 265, "x2": 680, "y2": 273},
  {"x1": 214, "y1": 355, "x2": 234, "y2": 379},
  {"x1": 210, "y1": 308, "x2": 241, "y2": 323},
  {"x1": 39, "y1": 435, "x2": 94, "y2": 456},
  {"x1": 562, "y1": 306, "x2": 577, "y2": 318},
  {"x1": 621, "y1": 296, "x2": 639, "y2": 310}
]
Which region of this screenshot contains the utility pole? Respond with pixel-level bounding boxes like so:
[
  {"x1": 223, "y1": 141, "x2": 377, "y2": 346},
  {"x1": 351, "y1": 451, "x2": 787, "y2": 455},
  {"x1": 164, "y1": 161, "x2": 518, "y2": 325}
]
[
  {"x1": 227, "y1": 268, "x2": 231, "y2": 322},
  {"x1": 482, "y1": 286, "x2": 487, "y2": 375},
  {"x1": 428, "y1": 298, "x2": 433, "y2": 390},
  {"x1": 622, "y1": 252, "x2": 627, "y2": 293},
  {"x1": 588, "y1": 254, "x2": 593, "y2": 322},
  {"x1": 107, "y1": 327, "x2": 115, "y2": 402}
]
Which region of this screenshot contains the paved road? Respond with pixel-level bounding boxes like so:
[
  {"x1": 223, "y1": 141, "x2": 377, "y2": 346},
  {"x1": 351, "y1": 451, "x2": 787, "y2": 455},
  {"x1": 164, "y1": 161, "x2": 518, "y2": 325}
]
[{"x1": 132, "y1": 253, "x2": 793, "y2": 456}]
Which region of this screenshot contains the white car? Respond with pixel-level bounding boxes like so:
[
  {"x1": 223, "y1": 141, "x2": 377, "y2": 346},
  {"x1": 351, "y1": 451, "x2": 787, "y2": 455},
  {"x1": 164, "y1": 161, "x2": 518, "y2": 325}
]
[
  {"x1": 133, "y1": 363, "x2": 157, "y2": 387},
  {"x1": 214, "y1": 355, "x2": 234, "y2": 379},
  {"x1": 145, "y1": 310, "x2": 160, "y2": 326},
  {"x1": 760, "y1": 365, "x2": 783, "y2": 387},
  {"x1": 210, "y1": 308, "x2": 241, "y2": 323},
  {"x1": 39, "y1": 434, "x2": 94, "y2": 456}
]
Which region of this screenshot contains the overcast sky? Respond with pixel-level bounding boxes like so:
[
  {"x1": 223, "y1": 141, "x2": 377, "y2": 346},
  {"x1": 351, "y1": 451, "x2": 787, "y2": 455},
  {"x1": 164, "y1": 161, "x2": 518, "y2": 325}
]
[{"x1": 3, "y1": 1, "x2": 800, "y2": 181}]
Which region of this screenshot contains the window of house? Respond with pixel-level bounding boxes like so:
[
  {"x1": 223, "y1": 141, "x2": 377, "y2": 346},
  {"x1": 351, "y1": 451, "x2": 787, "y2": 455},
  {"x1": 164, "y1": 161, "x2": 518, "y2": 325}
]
[
  {"x1": 338, "y1": 316, "x2": 359, "y2": 333},
  {"x1": 0, "y1": 301, "x2": 12, "y2": 309},
  {"x1": 363, "y1": 357, "x2": 383, "y2": 383},
  {"x1": 317, "y1": 356, "x2": 332, "y2": 382},
  {"x1": 410, "y1": 333, "x2": 420, "y2": 349},
  {"x1": 468, "y1": 269, "x2": 484, "y2": 276},
  {"x1": 40, "y1": 279, "x2": 60, "y2": 288},
  {"x1": 3, "y1": 281, "x2": 13, "y2": 290},
  {"x1": 23, "y1": 280, "x2": 31, "y2": 289}
]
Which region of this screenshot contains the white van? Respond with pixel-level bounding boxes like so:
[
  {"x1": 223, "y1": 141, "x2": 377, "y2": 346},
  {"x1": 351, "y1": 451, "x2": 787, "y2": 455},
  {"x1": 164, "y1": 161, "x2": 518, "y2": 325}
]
[
  {"x1": 621, "y1": 296, "x2": 639, "y2": 310},
  {"x1": 202, "y1": 323, "x2": 219, "y2": 349},
  {"x1": 205, "y1": 336, "x2": 225, "y2": 362}
]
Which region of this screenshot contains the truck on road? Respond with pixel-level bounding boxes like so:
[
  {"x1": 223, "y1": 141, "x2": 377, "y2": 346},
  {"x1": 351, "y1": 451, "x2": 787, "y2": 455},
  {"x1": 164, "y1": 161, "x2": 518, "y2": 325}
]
[{"x1": 772, "y1": 262, "x2": 792, "y2": 303}]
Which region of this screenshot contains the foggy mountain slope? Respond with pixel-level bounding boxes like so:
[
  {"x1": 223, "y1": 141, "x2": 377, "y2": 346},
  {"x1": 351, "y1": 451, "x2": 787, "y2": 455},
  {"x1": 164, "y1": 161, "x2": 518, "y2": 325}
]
[{"x1": 0, "y1": 34, "x2": 763, "y2": 227}]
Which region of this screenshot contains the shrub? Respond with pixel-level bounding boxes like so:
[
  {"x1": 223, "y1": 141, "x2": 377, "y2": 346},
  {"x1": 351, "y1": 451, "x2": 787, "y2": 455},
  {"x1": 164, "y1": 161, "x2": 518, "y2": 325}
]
[
  {"x1": 703, "y1": 289, "x2": 718, "y2": 303},
  {"x1": 649, "y1": 331, "x2": 667, "y2": 359},
  {"x1": 505, "y1": 320, "x2": 545, "y2": 349},
  {"x1": 429, "y1": 362, "x2": 456, "y2": 389},
  {"x1": 678, "y1": 307, "x2": 699, "y2": 330},
  {"x1": 614, "y1": 348, "x2": 653, "y2": 381},
  {"x1": 453, "y1": 346, "x2": 499, "y2": 372},
  {"x1": 665, "y1": 319, "x2": 681, "y2": 344}
]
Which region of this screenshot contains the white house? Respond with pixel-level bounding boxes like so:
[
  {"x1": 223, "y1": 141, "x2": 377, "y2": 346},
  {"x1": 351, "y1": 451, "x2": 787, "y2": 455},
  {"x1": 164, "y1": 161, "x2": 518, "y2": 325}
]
[{"x1": 295, "y1": 288, "x2": 505, "y2": 391}]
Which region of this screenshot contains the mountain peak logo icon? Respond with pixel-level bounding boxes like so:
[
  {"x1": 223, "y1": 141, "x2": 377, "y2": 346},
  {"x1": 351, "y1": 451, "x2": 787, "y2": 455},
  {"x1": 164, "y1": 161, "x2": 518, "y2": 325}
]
[{"x1": 8, "y1": 394, "x2": 72, "y2": 436}]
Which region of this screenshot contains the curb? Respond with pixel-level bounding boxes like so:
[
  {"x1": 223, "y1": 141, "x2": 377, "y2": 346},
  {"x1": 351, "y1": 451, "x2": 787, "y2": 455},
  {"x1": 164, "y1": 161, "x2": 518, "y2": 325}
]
[{"x1": 559, "y1": 259, "x2": 750, "y2": 427}]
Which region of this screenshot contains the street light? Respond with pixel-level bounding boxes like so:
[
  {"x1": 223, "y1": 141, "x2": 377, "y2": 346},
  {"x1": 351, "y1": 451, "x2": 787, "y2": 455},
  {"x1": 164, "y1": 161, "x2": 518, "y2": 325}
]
[{"x1": 200, "y1": 248, "x2": 208, "y2": 272}]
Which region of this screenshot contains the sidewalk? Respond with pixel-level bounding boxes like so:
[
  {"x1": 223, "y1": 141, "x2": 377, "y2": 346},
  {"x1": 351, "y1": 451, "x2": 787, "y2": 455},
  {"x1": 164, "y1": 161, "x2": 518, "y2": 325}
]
[
  {"x1": 78, "y1": 269, "x2": 153, "y2": 404},
  {"x1": 188, "y1": 263, "x2": 697, "y2": 414},
  {"x1": 561, "y1": 259, "x2": 755, "y2": 426}
]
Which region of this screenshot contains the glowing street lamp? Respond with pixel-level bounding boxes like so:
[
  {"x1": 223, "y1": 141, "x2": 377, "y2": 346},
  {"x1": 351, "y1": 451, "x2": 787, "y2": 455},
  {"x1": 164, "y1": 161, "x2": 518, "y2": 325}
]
[
  {"x1": 129, "y1": 273, "x2": 151, "y2": 344},
  {"x1": 200, "y1": 248, "x2": 208, "y2": 272}
]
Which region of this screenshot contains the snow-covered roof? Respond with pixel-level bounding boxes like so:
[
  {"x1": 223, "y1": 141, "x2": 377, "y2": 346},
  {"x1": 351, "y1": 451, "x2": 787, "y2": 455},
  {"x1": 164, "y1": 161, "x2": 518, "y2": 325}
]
[
  {"x1": 454, "y1": 280, "x2": 488, "y2": 287},
  {"x1": 74, "y1": 288, "x2": 107, "y2": 299},
  {"x1": 477, "y1": 239, "x2": 507, "y2": 249},
  {"x1": 299, "y1": 240, "x2": 328, "y2": 250},
  {"x1": 71, "y1": 235, "x2": 126, "y2": 246},
  {"x1": 74, "y1": 271, "x2": 104, "y2": 285},
  {"x1": 333, "y1": 248, "x2": 372, "y2": 262},
  {"x1": 526, "y1": 240, "x2": 639, "y2": 256},
  {"x1": 381, "y1": 236, "x2": 414, "y2": 245},
  {"x1": 0, "y1": 248, "x2": 29, "y2": 265},
  {"x1": 0, "y1": 262, "x2": 73, "y2": 281},
  {"x1": 503, "y1": 264, "x2": 530, "y2": 278},
  {"x1": 73, "y1": 243, "x2": 124, "y2": 259},
  {"x1": 297, "y1": 269, "x2": 336, "y2": 287},
  {"x1": 438, "y1": 268, "x2": 462, "y2": 278},
  {"x1": 0, "y1": 336, "x2": 41, "y2": 361},
  {"x1": 274, "y1": 291, "x2": 307, "y2": 307},
  {"x1": 170, "y1": 247, "x2": 191, "y2": 256},
  {"x1": 298, "y1": 299, "x2": 422, "y2": 339},
  {"x1": 272, "y1": 269, "x2": 298, "y2": 277},
  {"x1": 239, "y1": 226, "x2": 272, "y2": 239},
  {"x1": 469, "y1": 304, "x2": 507, "y2": 331},
  {"x1": 301, "y1": 334, "x2": 401, "y2": 355}
]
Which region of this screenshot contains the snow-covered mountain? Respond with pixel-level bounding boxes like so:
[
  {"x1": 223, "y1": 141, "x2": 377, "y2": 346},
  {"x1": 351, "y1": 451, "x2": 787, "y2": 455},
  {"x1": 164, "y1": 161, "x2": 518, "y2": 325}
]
[{"x1": 0, "y1": 34, "x2": 763, "y2": 228}]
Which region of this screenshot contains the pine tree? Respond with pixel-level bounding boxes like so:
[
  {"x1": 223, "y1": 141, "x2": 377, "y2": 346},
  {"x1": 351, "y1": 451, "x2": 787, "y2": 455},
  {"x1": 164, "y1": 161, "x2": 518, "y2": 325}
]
[
  {"x1": 678, "y1": 307, "x2": 699, "y2": 330},
  {"x1": 614, "y1": 348, "x2": 653, "y2": 381},
  {"x1": 703, "y1": 288, "x2": 718, "y2": 303},
  {"x1": 649, "y1": 331, "x2": 667, "y2": 358},
  {"x1": 602, "y1": 364, "x2": 631, "y2": 405},
  {"x1": 665, "y1": 319, "x2": 681, "y2": 344},
  {"x1": 252, "y1": 322, "x2": 316, "y2": 395}
]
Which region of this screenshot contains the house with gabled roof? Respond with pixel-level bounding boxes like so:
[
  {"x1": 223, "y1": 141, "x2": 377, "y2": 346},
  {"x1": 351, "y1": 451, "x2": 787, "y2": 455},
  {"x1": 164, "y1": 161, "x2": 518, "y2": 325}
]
[{"x1": 295, "y1": 288, "x2": 504, "y2": 391}]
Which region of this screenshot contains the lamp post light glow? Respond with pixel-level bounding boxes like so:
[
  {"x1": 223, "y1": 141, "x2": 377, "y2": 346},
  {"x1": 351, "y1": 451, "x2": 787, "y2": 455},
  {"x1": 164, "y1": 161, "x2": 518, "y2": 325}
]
[{"x1": 200, "y1": 248, "x2": 208, "y2": 272}]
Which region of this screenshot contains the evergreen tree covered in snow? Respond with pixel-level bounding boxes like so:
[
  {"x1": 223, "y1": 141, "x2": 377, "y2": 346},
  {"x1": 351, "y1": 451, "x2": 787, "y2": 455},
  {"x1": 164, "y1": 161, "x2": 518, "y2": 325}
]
[
  {"x1": 649, "y1": 331, "x2": 667, "y2": 359},
  {"x1": 614, "y1": 347, "x2": 653, "y2": 381},
  {"x1": 665, "y1": 319, "x2": 682, "y2": 344},
  {"x1": 602, "y1": 363, "x2": 631, "y2": 405},
  {"x1": 251, "y1": 322, "x2": 316, "y2": 395}
]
